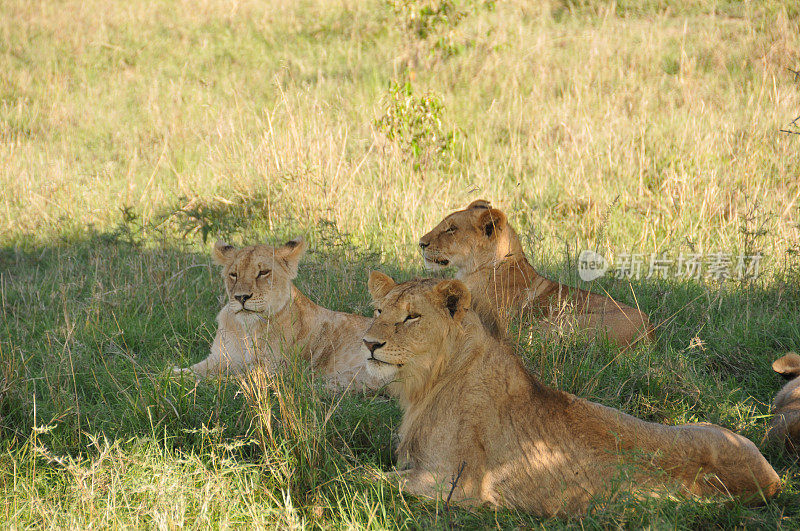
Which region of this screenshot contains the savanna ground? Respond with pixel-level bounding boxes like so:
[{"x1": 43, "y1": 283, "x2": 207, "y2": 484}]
[{"x1": 2, "y1": 0, "x2": 800, "y2": 527}]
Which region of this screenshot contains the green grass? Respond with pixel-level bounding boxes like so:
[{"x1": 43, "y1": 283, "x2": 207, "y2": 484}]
[{"x1": 2, "y1": 0, "x2": 800, "y2": 527}]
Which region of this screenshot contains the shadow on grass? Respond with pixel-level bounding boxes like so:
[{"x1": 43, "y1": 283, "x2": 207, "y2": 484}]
[
  {"x1": 1, "y1": 216, "x2": 799, "y2": 527},
  {"x1": 0, "y1": 222, "x2": 410, "y2": 463}
]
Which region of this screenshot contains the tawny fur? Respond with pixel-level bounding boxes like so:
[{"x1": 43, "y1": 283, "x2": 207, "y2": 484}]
[
  {"x1": 362, "y1": 273, "x2": 780, "y2": 516},
  {"x1": 766, "y1": 352, "x2": 800, "y2": 452},
  {"x1": 419, "y1": 200, "x2": 653, "y2": 347},
  {"x1": 173, "y1": 239, "x2": 387, "y2": 393}
]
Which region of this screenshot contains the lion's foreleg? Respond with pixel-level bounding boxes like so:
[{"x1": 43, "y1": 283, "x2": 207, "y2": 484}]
[
  {"x1": 387, "y1": 469, "x2": 443, "y2": 501},
  {"x1": 388, "y1": 467, "x2": 476, "y2": 507},
  {"x1": 172, "y1": 330, "x2": 253, "y2": 379}
]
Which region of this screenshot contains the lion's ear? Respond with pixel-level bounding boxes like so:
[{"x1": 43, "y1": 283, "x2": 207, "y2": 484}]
[
  {"x1": 466, "y1": 199, "x2": 491, "y2": 210},
  {"x1": 275, "y1": 237, "x2": 307, "y2": 279},
  {"x1": 773, "y1": 352, "x2": 800, "y2": 380},
  {"x1": 368, "y1": 271, "x2": 396, "y2": 300},
  {"x1": 477, "y1": 208, "x2": 507, "y2": 239},
  {"x1": 212, "y1": 240, "x2": 236, "y2": 265},
  {"x1": 433, "y1": 279, "x2": 471, "y2": 321}
]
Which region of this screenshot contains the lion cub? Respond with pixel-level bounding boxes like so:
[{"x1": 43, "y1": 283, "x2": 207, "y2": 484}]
[
  {"x1": 766, "y1": 352, "x2": 800, "y2": 451},
  {"x1": 173, "y1": 239, "x2": 387, "y2": 393},
  {"x1": 419, "y1": 200, "x2": 653, "y2": 347},
  {"x1": 362, "y1": 272, "x2": 779, "y2": 516}
]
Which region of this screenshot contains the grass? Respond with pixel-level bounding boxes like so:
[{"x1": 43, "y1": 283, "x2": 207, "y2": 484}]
[{"x1": 1, "y1": 0, "x2": 800, "y2": 527}]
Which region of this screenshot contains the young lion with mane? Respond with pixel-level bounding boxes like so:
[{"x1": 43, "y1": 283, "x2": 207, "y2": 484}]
[
  {"x1": 173, "y1": 238, "x2": 387, "y2": 393},
  {"x1": 362, "y1": 272, "x2": 779, "y2": 516},
  {"x1": 419, "y1": 200, "x2": 653, "y2": 347}
]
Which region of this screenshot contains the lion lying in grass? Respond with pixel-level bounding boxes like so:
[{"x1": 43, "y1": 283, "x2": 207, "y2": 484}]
[
  {"x1": 766, "y1": 352, "x2": 800, "y2": 452},
  {"x1": 419, "y1": 200, "x2": 653, "y2": 347},
  {"x1": 362, "y1": 272, "x2": 780, "y2": 516},
  {"x1": 173, "y1": 239, "x2": 387, "y2": 393}
]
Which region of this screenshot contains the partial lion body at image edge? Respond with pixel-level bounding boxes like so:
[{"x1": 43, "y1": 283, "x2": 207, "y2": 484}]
[
  {"x1": 362, "y1": 273, "x2": 780, "y2": 516},
  {"x1": 767, "y1": 352, "x2": 800, "y2": 452}
]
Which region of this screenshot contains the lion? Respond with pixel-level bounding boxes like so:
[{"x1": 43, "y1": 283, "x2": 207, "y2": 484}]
[
  {"x1": 172, "y1": 238, "x2": 388, "y2": 393},
  {"x1": 766, "y1": 352, "x2": 800, "y2": 452},
  {"x1": 362, "y1": 272, "x2": 780, "y2": 516},
  {"x1": 418, "y1": 200, "x2": 653, "y2": 347}
]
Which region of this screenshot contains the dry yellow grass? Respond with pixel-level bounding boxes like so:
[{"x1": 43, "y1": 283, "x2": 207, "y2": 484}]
[{"x1": 2, "y1": 0, "x2": 798, "y2": 264}]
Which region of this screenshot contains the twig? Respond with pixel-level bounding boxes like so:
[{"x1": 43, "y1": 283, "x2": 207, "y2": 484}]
[
  {"x1": 779, "y1": 129, "x2": 800, "y2": 136},
  {"x1": 788, "y1": 68, "x2": 800, "y2": 82},
  {"x1": 444, "y1": 460, "x2": 467, "y2": 529}
]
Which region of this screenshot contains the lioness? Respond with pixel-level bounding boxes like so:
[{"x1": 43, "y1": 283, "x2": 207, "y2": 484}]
[
  {"x1": 766, "y1": 352, "x2": 800, "y2": 451},
  {"x1": 419, "y1": 200, "x2": 653, "y2": 347},
  {"x1": 173, "y1": 239, "x2": 387, "y2": 393},
  {"x1": 362, "y1": 272, "x2": 780, "y2": 516}
]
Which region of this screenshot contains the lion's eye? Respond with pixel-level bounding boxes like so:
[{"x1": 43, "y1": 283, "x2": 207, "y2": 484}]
[
  {"x1": 257, "y1": 269, "x2": 271, "y2": 278},
  {"x1": 374, "y1": 308, "x2": 382, "y2": 317},
  {"x1": 404, "y1": 313, "x2": 421, "y2": 323},
  {"x1": 445, "y1": 226, "x2": 457, "y2": 234},
  {"x1": 229, "y1": 272, "x2": 237, "y2": 280}
]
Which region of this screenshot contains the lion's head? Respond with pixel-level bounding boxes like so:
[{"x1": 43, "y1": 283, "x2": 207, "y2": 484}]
[
  {"x1": 212, "y1": 238, "x2": 308, "y2": 325},
  {"x1": 362, "y1": 272, "x2": 473, "y2": 390},
  {"x1": 418, "y1": 200, "x2": 519, "y2": 274}
]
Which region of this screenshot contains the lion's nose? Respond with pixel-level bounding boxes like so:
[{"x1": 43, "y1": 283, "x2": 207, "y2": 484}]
[
  {"x1": 363, "y1": 340, "x2": 386, "y2": 353},
  {"x1": 419, "y1": 241, "x2": 429, "y2": 249},
  {"x1": 235, "y1": 293, "x2": 252, "y2": 305}
]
